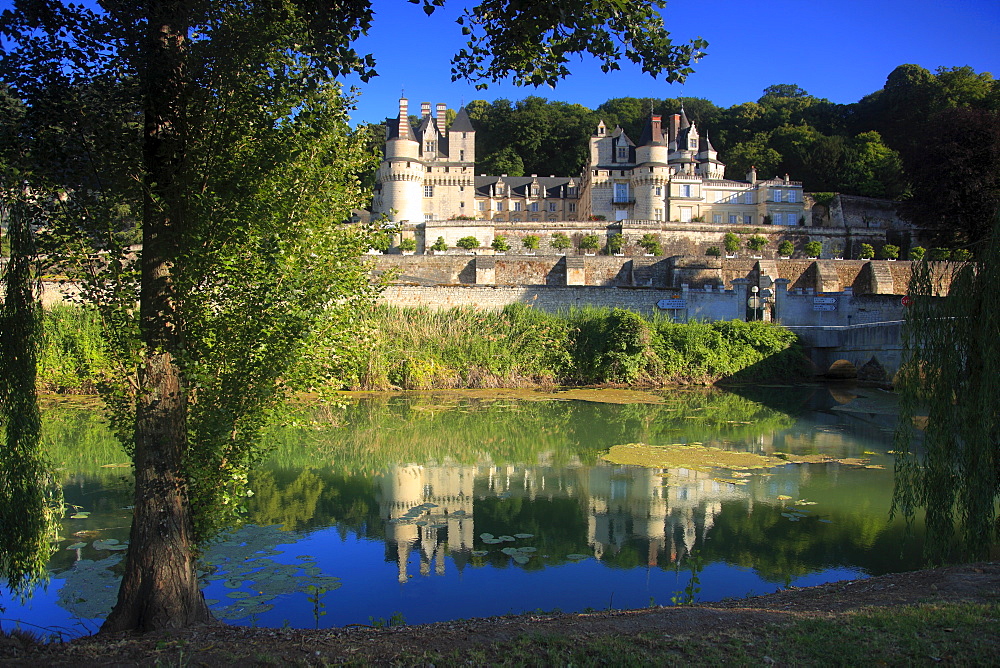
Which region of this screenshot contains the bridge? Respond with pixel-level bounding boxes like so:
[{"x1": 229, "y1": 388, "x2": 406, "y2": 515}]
[{"x1": 787, "y1": 321, "x2": 905, "y2": 381}]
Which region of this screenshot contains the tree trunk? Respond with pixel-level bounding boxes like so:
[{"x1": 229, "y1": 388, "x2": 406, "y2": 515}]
[{"x1": 101, "y1": 0, "x2": 213, "y2": 633}]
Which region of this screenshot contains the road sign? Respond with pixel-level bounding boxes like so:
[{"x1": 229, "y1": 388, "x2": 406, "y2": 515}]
[
  {"x1": 813, "y1": 304, "x2": 837, "y2": 312},
  {"x1": 901, "y1": 295, "x2": 913, "y2": 307},
  {"x1": 657, "y1": 299, "x2": 687, "y2": 309},
  {"x1": 813, "y1": 297, "x2": 838, "y2": 305}
]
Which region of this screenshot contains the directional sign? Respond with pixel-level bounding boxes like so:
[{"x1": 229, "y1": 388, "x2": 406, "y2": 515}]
[
  {"x1": 813, "y1": 304, "x2": 837, "y2": 312},
  {"x1": 813, "y1": 297, "x2": 838, "y2": 305},
  {"x1": 657, "y1": 299, "x2": 687, "y2": 309}
]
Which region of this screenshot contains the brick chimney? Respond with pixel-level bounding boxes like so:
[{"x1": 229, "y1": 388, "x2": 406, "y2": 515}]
[
  {"x1": 669, "y1": 114, "x2": 681, "y2": 143},
  {"x1": 420, "y1": 101, "x2": 431, "y2": 118},
  {"x1": 651, "y1": 114, "x2": 662, "y2": 142},
  {"x1": 398, "y1": 98, "x2": 409, "y2": 139},
  {"x1": 436, "y1": 103, "x2": 447, "y2": 135}
]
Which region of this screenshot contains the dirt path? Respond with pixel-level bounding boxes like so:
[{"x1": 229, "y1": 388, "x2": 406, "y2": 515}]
[{"x1": 2, "y1": 562, "x2": 998, "y2": 666}]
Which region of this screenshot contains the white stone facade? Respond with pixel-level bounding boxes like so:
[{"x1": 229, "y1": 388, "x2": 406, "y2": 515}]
[{"x1": 372, "y1": 99, "x2": 806, "y2": 229}]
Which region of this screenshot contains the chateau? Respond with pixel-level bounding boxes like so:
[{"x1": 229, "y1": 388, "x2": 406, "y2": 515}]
[{"x1": 372, "y1": 97, "x2": 806, "y2": 232}]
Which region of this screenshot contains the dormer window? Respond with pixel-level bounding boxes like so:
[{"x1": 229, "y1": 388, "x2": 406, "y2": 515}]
[
  {"x1": 424, "y1": 141, "x2": 436, "y2": 153},
  {"x1": 616, "y1": 146, "x2": 628, "y2": 161},
  {"x1": 689, "y1": 138, "x2": 697, "y2": 150},
  {"x1": 531, "y1": 186, "x2": 539, "y2": 197}
]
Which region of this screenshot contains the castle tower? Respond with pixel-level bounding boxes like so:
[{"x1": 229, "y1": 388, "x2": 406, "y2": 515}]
[{"x1": 374, "y1": 97, "x2": 424, "y2": 223}]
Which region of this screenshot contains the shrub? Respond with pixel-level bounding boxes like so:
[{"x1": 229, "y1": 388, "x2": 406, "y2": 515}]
[
  {"x1": 588, "y1": 214, "x2": 606, "y2": 221},
  {"x1": 579, "y1": 234, "x2": 600, "y2": 251},
  {"x1": 491, "y1": 235, "x2": 510, "y2": 253},
  {"x1": 777, "y1": 240, "x2": 794, "y2": 257},
  {"x1": 606, "y1": 233, "x2": 624, "y2": 254},
  {"x1": 746, "y1": 235, "x2": 768, "y2": 253},
  {"x1": 639, "y1": 233, "x2": 661, "y2": 255},
  {"x1": 859, "y1": 243, "x2": 875, "y2": 259},
  {"x1": 521, "y1": 234, "x2": 540, "y2": 251},
  {"x1": 429, "y1": 236, "x2": 448, "y2": 252},
  {"x1": 369, "y1": 230, "x2": 392, "y2": 252},
  {"x1": 456, "y1": 236, "x2": 480, "y2": 251},
  {"x1": 951, "y1": 248, "x2": 973, "y2": 261},
  {"x1": 909, "y1": 246, "x2": 925, "y2": 261},
  {"x1": 879, "y1": 244, "x2": 899, "y2": 260},
  {"x1": 398, "y1": 237, "x2": 417, "y2": 252},
  {"x1": 705, "y1": 246, "x2": 721, "y2": 257},
  {"x1": 723, "y1": 232, "x2": 740, "y2": 255},
  {"x1": 928, "y1": 247, "x2": 951, "y2": 261},
  {"x1": 805, "y1": 241, "x2": 823, "y2": 258},
  {"x1": 550, "y1": 232, "x2": 571, "y2": 251}
]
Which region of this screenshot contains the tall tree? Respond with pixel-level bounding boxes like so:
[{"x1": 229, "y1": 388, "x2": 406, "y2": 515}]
[
  {"x1": 893, "y1": 215, "x2": 1000, "y2": 563},
  {"x1": 1, "y1": 0, "x2": 707, "y2": 633}
]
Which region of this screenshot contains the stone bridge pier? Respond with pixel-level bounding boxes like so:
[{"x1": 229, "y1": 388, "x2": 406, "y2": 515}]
[{"x1": 787, "y1": 321, "x2": 905, "y2": 381}]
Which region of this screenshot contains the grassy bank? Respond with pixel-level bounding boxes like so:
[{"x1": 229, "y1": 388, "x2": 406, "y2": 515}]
[{"x1": 37, "y1": 303, "x2": 808, "y2": 393}]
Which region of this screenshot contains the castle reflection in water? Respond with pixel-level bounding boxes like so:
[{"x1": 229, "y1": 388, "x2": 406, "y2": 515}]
[{"x1": 379, "y1": 455, "x2": 810, "y2": 583}]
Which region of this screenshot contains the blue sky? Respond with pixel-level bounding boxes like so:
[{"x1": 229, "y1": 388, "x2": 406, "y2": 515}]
[{"x1": 343, "y1": 0, "x2": 999, "y2": 125}]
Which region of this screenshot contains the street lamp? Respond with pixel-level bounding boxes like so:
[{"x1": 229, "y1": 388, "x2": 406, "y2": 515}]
[{"x1": 749, "y1": 285, "x2": 760, "y2": 322}]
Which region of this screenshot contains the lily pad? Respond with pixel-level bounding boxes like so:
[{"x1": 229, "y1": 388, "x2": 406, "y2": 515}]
[
  {"x1": 226, "y1": 591, "x2": 252, "y2": 599},
  {"x1": 70, "y1": 512, "x2": 91, "y2": 519},
  {"x1": 498, "y1": 535, "x2": 516, "y2": 542},
  {"x1": 513, "y1": 555, "x2": 530, "y2": 565},
  {"x1": 501, "y1": 547, "x2": 519, "y2": 556},
  {"x1": 482, "y1": 538, "x2": 501, "y2": 544},
  {"x1": 480, "y1": 533, "x2": 495, "y2": 540},
  {"x1": 513, "y1": 533, "x2": 534, "y2": 539},
  {"x1": 566, "y1": 554, "x2": 590, "y2": 561},
  {"x1": 471, "y1": 550, "x2": 489, "y2": 557},
  {"x1": 66, "y1": 542, "x2": 87, "y2": 550},
  {"x1": 518, "y1": 546, "x2": 537, "y2": 553}
]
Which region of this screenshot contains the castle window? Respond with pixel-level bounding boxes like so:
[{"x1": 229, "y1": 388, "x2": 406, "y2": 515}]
[
  {"x1": 424, "y1": 213, "x2": 433, "y2": 221},
  {"x1": 772, "y1": 189, "x2": 782, "y2": 202},
  {"x1": 530, "y1": 202, "x2": 539, "y2": 212},
  {"x1": 787, "y1": 190, "x2": 797, "y2": 203},
  {"x1": 568, "y1": 203, "x2": 576, "y2": 212},
  {"x1": 424, "y1": 185, "x2": 434, "y2": 197},
  {"x1": 496, "y1": 202, "x2": 503, "y2": 211},
  {"x1": 425, "y1": 141, "x2": 436, "y2": 153},
  {"x1": 655, "y1": 208, "x2": 663, "y2": 220},
  {"x1": 514, "y1": 202, "x2": 522, "y2": 212},
  {"x1": 616, "y1": 146, "x2": 627, "y2": 161},
  {"x1": 460, "y1": 150, "x2": 465, "y2": 161},
  {"x1": 444, "y1": 166, "x2": 449, "y2": 173},
  {"x1": 713, "y1": 213, "x2": 722, "y2": 224},
  {"x1": 462, "y1": 132, "x2": 467, "y2": 139},
  {"x1": 679, "y1": 184, "x2": 691, "y2": 198},
  {"x1": 459, "y1": 186, "x2": 464, "y2": 191},
  {"x1": 729, "y1": 214, "x2": 738, "y2": 225},
  {"x1": 743, "y1": 192, "x2": 753, "y2": 204},
  {"x1": 460, "y1": 202, "x2": 465, "y2": 208},
  {"x1": 655, "y1": 186, "x2": 662, "y2": 197},
  {"x1": 567, "y1": 187, "x2": 578, "y2": 197},
  {"x1": 531, "y1": 186, "x2": 539, "y2": 196},
  {"x1": 548, "y1": 202, "x2": 557, "y2": 212},
  {"x1": 744, "y1": 214, "x2": 753, "y2": 225},
  {"x1": 689, "y1": 138, "x2": 697, "y2": 149},
  {"x1": 478, "y1": 201, "x2": 486, "y2": 211}
]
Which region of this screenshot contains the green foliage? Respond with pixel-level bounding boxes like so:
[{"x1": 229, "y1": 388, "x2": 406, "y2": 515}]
[
  {"x1": 305, "y1": 585, "x2": 327, "y2": 629},
  {"x1": 639, "y1": 233, "x2": 661, "y2": 255},
  {"x1": 491, "y1": 235, "x2": 510, "y2": 253},
  {"x1": 880, "y1": 244, "x2": 900, "y2": 260},
  {"x1": 805, "y1": 241, "x2": 823, "y2": 258},
  {"x1": 565, "y1": 308, "x2": 662, "y2": 384},
  {"x1": 928, "y1": 247, "x2": 951, "y2": 261},
  {"x1": 811, "y1": 192, "x2": 836, "y2": 207},
  {"x1": 521, "y1": 234, "x2": 540, "y2": 251},
  {"x1": 579, "y1": 234, "x2": 600, "y2": 251},
  {"x1": 430, "y1": 236, "x2": 449, "y2": 252},
  {"x1": 550, "y1": 232, "x2": 572, "y2": 251},
  {"x1": 777, "y1": 240, "x2": 794, "y2": 257},
  {"x1": 0, "y1": 194, "x2": 64, "y2": 600},
  {"x1": 671, "y1": 552, "x2": 704, "y2": 606},
  {"x1": 397, "y1": 237, "x2": 417, "y2": 253},
  {"x1": 723, "y1": 232, "x2": 740, "y2": 255},
  {"x1": 369, "y1": 611, "x2": 406, "y2": 628},
  {"x1": 369, "y1": 229, "x2": 392, "y2": 253},
  {"x1": 909, "y1": 246, "x2": 926, "y2": 261},
  {"x1": 893, "y1": 215, "x2": 1000, "y2": 562},
  {"x1": 456, "y1": 236, "x2": 481, "y2": 251},
  {"x1": 746, "y1": 235, "x2": 768, "y2": 253},
  {"x1": 38, "y1": 305, "x2": 110, "y2": 394},
  {"x1": 606, "y1": 233, "x2": 624, "y2": 254},
  {"x1": 859, "y1": 243, "x2": 875, "y2": 259},
  {"x1": 952, "y1": 248, "x2": 973, "y2": 261},
  {"x1": 705, "y1": 246, "x2": 721, "y2": 257}
]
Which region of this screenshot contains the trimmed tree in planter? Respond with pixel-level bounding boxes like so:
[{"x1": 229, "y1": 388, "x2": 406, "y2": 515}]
[
  {"x1": 430, "y1": 237, "x2": 449, "y2": 252},
  {"x1": 929, "y1": 247, "x2": 951, "y2": 261},
  {"x1": 777, "y1": 240, "x2": 794, "y2": 257},
  {"x1": 859, "y1": 243, "x2": 875, "y2": 259},
  {"x1": 550, "y1": 232, "x2": 571, "y2": 252},
  {"x1": 746, "y1": 234, "x2": 768, "y2": 255},
  {"x1": 952, "y1": 248, "x2": 973, "y2": 261},
  {"x1": 491, "y1": 235, "x2": 510, "y2": 253},
  {"x1": 723, "y1": 232, "x2": 740, "y2": 256},
  {"x1": 805, "y1": 241, "x2": 823, "y2": 258},
  {"x1": 879, "y1": 244, "x2": 899, "y2": 260},
  {"x1": 579, "y1": 234, "x2": 600, "y2": 253},
  {"x1": 521, "y1": 234, "x2": 540, "y2": 252},
  {"x1": 639, "y1": 233, "x2": 661, "y2": 255},
  {"x1": 607, "y1": 233, "x2": 625, "y2": 255},
  {"x1": 909, "y1": 246, "x2": 926, "y2": 261},
  {"x1": 705, "y1": 246, "x2": 721, "y2": 257},
  {"x1": 398, "y1": 238, "x2": 417, "y2": 253},
  {"x1": 456, "y1": 236, "x2": 480, "y2": 251}
]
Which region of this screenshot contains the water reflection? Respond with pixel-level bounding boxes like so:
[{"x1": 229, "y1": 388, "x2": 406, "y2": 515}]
[{"x1": 6, "y1": 386, "x2": 922, "y2": 633}]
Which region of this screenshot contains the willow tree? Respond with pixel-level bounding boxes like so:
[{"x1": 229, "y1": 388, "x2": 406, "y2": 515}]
[
  {"x1": 1, "y1": 0, "x2": 706, "y2": 632},
  {"x1": 892, "y1": 215, "x2": 1000, "y2": 563}
]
